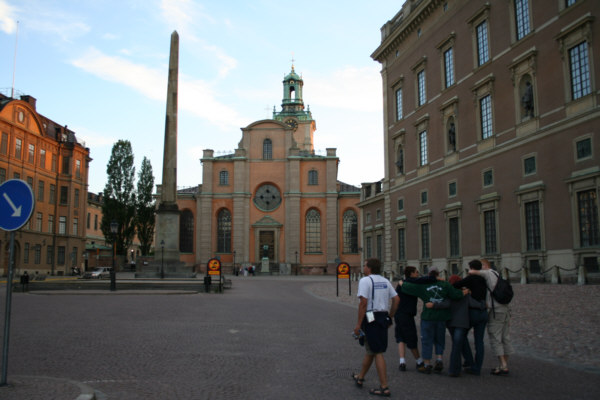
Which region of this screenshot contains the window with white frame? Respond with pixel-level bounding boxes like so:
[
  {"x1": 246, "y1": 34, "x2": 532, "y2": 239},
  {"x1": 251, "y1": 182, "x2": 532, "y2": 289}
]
[
  {"x1": 444, "y1": 47, "x2": 454, "y2": 88},
  {"x1": 419, "y1": 131, "x2": 428, "y2": 166},
  {"x1": 59, "y1": 216, "x2": 66, "y2": 235},
  {"x1": 569, "y1": 42, "x2": 591, "y2": 100},
  {"x1": 395, "y1": 87, "x2": 403, "y2": 120},
  {"x1": 480, "y1": 95, "x2": 493, "y2": 139},
  {"x1": 476, "y1": 20, "x2": 490, "y2": 66},
  {"x1": 514, "y1": 0, "x2": 531, "y2": 40},
  {"x1": 263, "y1": 139, "x2": 272, "y2": 160},
  {"x1": 417, "y1": 70, "x2": 426, "y2": 106}
]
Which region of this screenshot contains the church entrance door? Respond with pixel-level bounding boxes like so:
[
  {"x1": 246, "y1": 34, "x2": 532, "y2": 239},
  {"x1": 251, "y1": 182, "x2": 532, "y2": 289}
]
[{"x1": 258, "y1": 230, "x2": 275, "y2": 263}]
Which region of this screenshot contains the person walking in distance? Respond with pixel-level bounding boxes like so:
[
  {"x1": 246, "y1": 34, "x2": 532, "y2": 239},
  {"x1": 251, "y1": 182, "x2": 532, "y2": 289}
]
[{"x1": 352, "y1": 258, "x2": 399, "y2": 397}]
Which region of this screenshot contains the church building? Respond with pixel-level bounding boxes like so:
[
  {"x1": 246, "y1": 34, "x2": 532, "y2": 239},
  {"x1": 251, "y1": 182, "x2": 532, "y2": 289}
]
[{"x1": 173, "y1": 66, "x2": 362, "y2": 274}]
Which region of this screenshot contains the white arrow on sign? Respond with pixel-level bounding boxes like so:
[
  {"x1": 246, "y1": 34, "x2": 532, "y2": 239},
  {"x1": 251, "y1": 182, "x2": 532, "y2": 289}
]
[{"x1": 3, "y1": 192, "x2": 22, "y2": 217}]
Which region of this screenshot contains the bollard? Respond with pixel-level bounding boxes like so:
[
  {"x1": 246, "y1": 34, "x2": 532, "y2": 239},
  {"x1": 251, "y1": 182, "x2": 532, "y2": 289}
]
[
  {"x1": 520, "y1": 267, "x2": 529, "y2": 284},
  {"x1": 203, "y1": 276, "x2": 212, "y2": 292},
  {"x1": 577, "y1": 265, "x2": 587, "y2": 285},
  {"x1": 551, "y1": 265, "x2": 561, "y2": 284}
]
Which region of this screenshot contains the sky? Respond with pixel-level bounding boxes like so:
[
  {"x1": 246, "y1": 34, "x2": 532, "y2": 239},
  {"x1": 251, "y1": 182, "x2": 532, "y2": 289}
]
[{"x1": 0, "y1": 0, "x2": 402, "y2": 194}]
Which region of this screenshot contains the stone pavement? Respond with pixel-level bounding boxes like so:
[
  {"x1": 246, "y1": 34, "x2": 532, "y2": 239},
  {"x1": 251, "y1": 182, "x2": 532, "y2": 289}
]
[{"x1": 0, "y1": 275, "x2": 598, "y2": 399}]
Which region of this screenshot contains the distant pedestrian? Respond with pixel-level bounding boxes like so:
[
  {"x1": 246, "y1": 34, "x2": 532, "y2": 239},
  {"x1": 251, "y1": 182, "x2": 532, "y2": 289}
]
[{"x1": 20, "y1": 271, "x2": 29, "y2": 292}]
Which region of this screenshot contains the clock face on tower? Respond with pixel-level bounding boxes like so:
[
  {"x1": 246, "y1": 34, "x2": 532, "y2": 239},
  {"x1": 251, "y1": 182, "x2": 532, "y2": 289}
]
[
  {"x1": 253, "y1": 184, "x2": 282, "y2": 211},
  {"x1": 285, "y1": 118, "x2": 298, "y2": 130}
]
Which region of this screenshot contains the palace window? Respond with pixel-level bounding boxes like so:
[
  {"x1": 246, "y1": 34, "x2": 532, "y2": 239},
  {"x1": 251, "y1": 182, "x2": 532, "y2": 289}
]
[
  {"x1": 395, "y1": 87, "x2": 403, "y2": 120},
  {"x1": 443, "y1": 47, "x2": 455, "y2": 88},
  {"x1": 514, "y1": 0, "x2": 531, "y2": 40},
  {"x1": 525, "y1": 201, "x2": 541, "y2": 251},
  {"x1": 476, "y1": 20, "x2": 490, "y2": 66},
  {"x1": 419, "y1": 131, "x2": 428, "y2": 166},
  {"x1": 578, "y1": 190, "x2": 599, "y2": 248},
  {"x1": 569, "y1": 42, "x2": 591, "y2": 100},
  {"x1": 219, "y1": 170, "x2": 229, "y2": 186}
]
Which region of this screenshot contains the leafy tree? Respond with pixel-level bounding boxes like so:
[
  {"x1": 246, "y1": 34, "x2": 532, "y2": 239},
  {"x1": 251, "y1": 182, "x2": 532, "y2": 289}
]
[
  {"x1": 136, "y1": 157, "x2": 155, "y2": 256},
  {"x1": 101, "y1": 140, "x2": 136, "y2": 257}
]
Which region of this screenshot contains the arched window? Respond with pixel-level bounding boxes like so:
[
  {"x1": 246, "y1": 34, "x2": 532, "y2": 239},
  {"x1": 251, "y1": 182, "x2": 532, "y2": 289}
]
[
  {"x1": 308, "y1": 170, "x2": 318, "y2": 185},
  {"x1": 217, "y1": 209, "x2": 232, "y2": 253},
  {"x1": 219, "y1": 170, "x2": 229, "y2": 186},
  {"x1": 263, "y1": 139, "x2": 272, "y2": 160},
  {"x1": 305, "y1": 209, "x2": 321, "y2": 253},
  {"x1": 343, "y1": 210, "x2": 358, "y2": 253},
  {"x1": 179, "y1": 209, "x2": 194, "y2": 253}
]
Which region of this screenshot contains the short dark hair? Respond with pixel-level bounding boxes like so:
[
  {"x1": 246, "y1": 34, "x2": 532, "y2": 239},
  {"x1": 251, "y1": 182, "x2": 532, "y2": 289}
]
[
  {"x1": 404, "y1": 266, "x2": 417, "y2": 279},
  {"x1": 365, "y1": 258, "x2": 381, "y2": 274},
  {"x1": 468, "y1": 259, "x2": 482, "y2": 270}
]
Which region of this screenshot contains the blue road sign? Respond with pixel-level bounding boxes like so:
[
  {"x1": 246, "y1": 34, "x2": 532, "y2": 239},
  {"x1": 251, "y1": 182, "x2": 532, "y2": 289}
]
[{"x1": 0, "y1": 179, "x2": 35, "y2": 232}]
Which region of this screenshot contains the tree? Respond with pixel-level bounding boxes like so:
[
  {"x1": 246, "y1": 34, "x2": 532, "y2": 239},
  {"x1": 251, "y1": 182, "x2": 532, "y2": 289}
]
[
  {"x1": 136, "y1": 157, "x2": 155, "y2": 256},
  {"x1": 101, "y1": 140, "x2": 136, "y2": 257}
]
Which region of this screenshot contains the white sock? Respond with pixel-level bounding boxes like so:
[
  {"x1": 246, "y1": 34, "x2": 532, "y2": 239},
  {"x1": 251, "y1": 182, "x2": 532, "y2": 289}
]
[
  {"x1": 417, "y1": 358, "x2": 423, "y2": 364},
  {"x1": 399, "y1": 357, "x2": 406, "y2": 364}
]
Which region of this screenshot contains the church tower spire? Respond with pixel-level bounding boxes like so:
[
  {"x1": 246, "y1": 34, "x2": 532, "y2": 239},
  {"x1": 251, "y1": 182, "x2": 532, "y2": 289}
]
[{"x1": 273, "y1": 64, "x2": 313, "y2": 122}]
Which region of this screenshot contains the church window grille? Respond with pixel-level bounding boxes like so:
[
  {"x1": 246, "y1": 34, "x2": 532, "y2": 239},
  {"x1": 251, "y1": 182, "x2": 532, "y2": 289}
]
[
  {"x1": 305, "y1": 209, "x2": 321, "y2": 253},
  {"x1": 263, "y1": 139, "x2": 272, "y2": 160},
  {"x1": 308, "y1": 170, "x2": 318, "y2": 185},
  {"x1": 343, "y1": 210, "x2": 358, "y2": 253},
  {"x1": 217, "y1": 209, "x2": 231, "y2": 253},
  {"x1": 219, "y1": 170, "x2": 229, "y2": 186},
  {"x1": 180, "y1": 209, "x2": 194, "y2": 253}
]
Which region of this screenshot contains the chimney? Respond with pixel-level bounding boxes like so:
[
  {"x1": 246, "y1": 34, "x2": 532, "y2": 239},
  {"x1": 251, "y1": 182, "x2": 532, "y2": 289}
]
[{"x1": 20, "y1": 95, "x2": 37, "y2": 109}]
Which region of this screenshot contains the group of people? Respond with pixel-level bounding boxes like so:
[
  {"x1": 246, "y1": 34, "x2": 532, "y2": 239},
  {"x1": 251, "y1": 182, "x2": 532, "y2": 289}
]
[{"x1": 352, "y1": 258, "x2": 513, "y2": 397}]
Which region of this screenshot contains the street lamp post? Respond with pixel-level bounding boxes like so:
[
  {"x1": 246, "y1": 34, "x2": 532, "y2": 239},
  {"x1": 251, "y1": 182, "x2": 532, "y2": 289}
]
[
  {"x1": 110, "y1": 221, "x2": 118, "y2": 291},
  {"x1": 295, "y1": 251, "x2": 298, "y2": 276},
  {"x1": 160, "y1": 240, "x2": 165, "y2": 279},
  {"x1": 233, "y1": 250, "x2": 236, "y2": 275}
]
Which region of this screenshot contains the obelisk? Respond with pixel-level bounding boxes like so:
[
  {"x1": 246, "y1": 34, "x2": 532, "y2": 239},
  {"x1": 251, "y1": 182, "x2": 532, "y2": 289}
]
[{"x1": 155, "y1": 31, "x2": 181, "y2": 265}]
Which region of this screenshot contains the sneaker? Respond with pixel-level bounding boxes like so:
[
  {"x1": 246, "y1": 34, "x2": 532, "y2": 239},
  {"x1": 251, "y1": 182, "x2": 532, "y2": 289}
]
[
  {"x1": 399, "y1": 363, "x2": 406, "y2": 372},
  {"x1": 416, "y1": 361, "x2": 424, "y2": 370},
  {"x1": 418, "y1": 364, "x2": 433, "y2": 374},
  {"x1": 434, "y1": 360, "x2": 443, "y2": 373}
]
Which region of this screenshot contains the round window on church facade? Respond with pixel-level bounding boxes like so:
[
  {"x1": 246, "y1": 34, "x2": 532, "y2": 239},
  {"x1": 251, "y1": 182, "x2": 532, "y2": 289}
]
[{"x1": 253, "y1": 184, "x2": 282, "y2": 211}]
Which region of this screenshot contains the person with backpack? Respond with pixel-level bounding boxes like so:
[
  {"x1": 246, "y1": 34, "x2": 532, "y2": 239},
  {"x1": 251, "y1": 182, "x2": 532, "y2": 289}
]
[{"x1": 469, "y1": 258, "x2": 513, "y2": 375}]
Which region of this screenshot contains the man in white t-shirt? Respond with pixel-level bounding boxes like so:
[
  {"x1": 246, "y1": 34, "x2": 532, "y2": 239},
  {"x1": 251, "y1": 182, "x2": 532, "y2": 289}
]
[{"x1": 352, "y1": 258, "x2": 399, "y2": 397}]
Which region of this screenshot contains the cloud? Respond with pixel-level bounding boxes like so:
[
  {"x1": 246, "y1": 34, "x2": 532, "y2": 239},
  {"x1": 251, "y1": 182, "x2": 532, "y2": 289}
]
[
  {"x1": 0, "y1": 0, "x2": 18, "y2": 33},
  {"x1": 308, "y1": 66, "x2": 382, "y2": 113},
  {"x1": 70, "y1": 47, "x2": 246, "y2": 131}
]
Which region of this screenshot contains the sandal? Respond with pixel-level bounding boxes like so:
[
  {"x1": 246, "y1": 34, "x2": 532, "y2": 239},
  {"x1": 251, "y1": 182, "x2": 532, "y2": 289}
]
[
  {"x1": 369, "y1": 386, "x2": 391, "y2": 397},
  {"x1": 352, "y1": 373, "x2": 364, "y2": 388},
  {"x1": 491, "y1": 366, "x2": 509, "y2": 375}
]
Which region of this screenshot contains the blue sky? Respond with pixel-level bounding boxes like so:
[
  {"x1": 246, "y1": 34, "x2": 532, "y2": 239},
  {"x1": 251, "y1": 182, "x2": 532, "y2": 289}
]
[{"x1": 0, "y1": 0, "x2": 401, "y2": 194}]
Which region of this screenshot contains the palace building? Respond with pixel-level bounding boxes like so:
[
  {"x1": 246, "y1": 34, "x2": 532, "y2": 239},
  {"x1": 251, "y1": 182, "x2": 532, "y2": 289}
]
[
  {"x1": 1, "y1": 93, "x2": 90, "y2": 276},
  {"x1": 171, "y1": 66, "x2": 362, "y2": 274},
  {"x1": 361, "y1": 0, "x2": 599, "y2": 280}
]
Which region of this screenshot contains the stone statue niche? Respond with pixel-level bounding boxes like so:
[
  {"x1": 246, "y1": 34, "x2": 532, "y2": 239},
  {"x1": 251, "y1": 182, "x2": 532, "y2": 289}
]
[
  {"x1": 447, "y1": 119, "x2": 456, "y2": 153},
  {"x1": 520, "y1": 76, "x2": 534, "y2": 119}
]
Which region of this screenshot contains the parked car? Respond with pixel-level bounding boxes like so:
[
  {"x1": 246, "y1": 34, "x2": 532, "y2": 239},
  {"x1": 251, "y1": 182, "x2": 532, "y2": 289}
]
[{"x1": 83, "y1": 267, "x2": 113, "y2": 279}]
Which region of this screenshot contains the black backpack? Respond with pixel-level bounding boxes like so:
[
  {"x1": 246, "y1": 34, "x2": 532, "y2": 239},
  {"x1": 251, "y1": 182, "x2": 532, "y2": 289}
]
[{"x1": 489, "y1": 270, "x2": 513, "y2": 305}]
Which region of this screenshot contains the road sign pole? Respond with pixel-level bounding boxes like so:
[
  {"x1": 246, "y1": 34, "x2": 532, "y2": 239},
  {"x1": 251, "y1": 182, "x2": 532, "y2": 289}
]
[{"x1": 1, "y1": 231, "x2": 16, "y2": 386}]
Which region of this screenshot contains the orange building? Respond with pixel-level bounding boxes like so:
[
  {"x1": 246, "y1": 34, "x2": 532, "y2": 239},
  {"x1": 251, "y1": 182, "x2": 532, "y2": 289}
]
[
  {"x1": 1, "y1": 93, "x2": 90, "y2": 276},
  {"x1": 173, "y1": 67, "x2": 362, "y2": 274}
]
